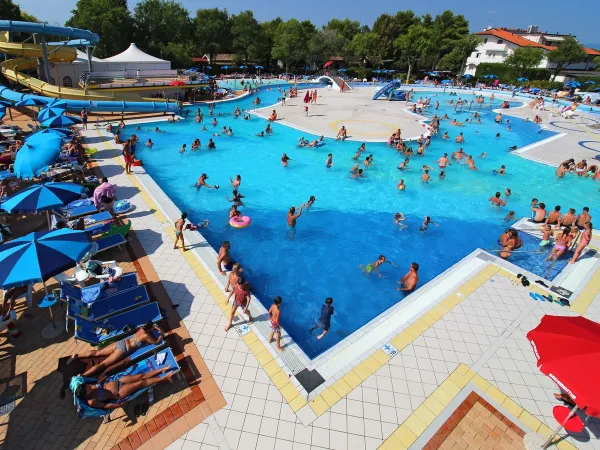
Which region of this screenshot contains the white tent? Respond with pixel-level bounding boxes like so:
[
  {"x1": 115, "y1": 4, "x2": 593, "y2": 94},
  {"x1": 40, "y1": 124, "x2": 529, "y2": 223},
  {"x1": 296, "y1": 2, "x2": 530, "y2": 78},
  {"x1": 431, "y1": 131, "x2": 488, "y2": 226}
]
[{"x1": 103, "y1": 43, "x2": 168, "y2": 63}]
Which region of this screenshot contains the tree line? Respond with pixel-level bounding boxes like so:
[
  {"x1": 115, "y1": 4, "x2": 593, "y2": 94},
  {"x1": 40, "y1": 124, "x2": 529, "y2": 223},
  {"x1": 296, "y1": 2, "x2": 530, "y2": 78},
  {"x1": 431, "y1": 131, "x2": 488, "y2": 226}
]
[{"x1": 60, "y1": 0, "x2": 478, "y2": 75}]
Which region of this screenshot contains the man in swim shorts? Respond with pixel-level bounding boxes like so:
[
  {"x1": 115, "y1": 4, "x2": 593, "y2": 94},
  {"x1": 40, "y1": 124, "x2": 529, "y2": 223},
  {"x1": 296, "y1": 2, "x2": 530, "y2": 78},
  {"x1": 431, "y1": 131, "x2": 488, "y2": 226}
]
[
  {"x1": 546, "y1": 205, "x2": 562, "y2": 225},
  {"x1": 286, "y1": 206, "x2": 303, "y2": 239},
  {"x1": 531, "y1": 202, "x2": 547, "y2": 223},
  {"x1": 268, "y1": 296, "x2": 284, "y2": 351},
  {"x1": 196, "y1": 173, "x2": 216, "y2": 190},
  {"x1": 559, "y1": 208, "x2": 577, "y2": 228},
  {"x1": 436, "y1": 153, "x2": 450, "y2": 169},
  {"x1": 576, "y1": 207, "x2": 592, "y2": 230},
  {"x1": 489, "y1": 192, "x2": 507, "y2": 207},
  {"x1": 309, "y1": 297, "x2": 334, "y2": 340},
  {"x1": 398, "y1": 262, "x2": 419, "y2": 292},
  {"x1": 217, "y1": 241, "x2": 234, "y2": 275}
]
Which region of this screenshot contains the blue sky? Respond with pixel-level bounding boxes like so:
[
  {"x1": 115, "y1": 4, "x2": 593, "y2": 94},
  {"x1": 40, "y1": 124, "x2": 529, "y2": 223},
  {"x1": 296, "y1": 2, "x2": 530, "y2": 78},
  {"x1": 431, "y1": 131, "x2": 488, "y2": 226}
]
[{"x1": 16, "y1": 0, "x2": 600, "y2": 46}]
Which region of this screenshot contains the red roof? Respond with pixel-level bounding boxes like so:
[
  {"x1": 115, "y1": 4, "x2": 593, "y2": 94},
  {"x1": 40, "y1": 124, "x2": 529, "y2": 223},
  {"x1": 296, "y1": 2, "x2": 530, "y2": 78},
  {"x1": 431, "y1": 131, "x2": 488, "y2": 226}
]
[
  {"x1": 477, "y1": 28, "x2": 600, "y2": 56},
  {"x1": 477, "y1": 29, "x2": 553, "y2": 50}
]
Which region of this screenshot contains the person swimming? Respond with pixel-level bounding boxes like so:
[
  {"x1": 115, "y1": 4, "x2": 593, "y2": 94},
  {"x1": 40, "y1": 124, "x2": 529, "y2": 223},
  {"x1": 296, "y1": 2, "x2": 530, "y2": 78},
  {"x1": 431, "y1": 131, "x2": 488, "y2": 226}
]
[
  {"x1": 397, "y1": 179, "x2": 405, "y2": 190},
  {"x1": 360, "y1": 255, "x2": 397, "y2": 278},
  {"x1": 227, "y1": 189, "x2": 245, "y2": 206},
  {"x1": 420, "y1": 216, "x2": 438, "y2": 231},
  {"x1": 394, "y1": 212, "x2": 407, "y2": 229},
  {"x1": 304, "y1": 196, "x2": 316, "y2": 210},
  {"x1": 146, "y1": 139, "x2": 153, "y2": 147},
  {"x1": 325, "y1": 154, "x2": 333, "y2": 168}
]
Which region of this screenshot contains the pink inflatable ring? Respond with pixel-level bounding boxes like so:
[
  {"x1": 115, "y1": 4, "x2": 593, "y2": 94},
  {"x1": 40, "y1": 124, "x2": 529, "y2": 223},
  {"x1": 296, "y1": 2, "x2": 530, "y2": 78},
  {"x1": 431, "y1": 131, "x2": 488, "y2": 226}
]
[{"x1": 230, "y1": 216, "x2": 251, "y2": 228}]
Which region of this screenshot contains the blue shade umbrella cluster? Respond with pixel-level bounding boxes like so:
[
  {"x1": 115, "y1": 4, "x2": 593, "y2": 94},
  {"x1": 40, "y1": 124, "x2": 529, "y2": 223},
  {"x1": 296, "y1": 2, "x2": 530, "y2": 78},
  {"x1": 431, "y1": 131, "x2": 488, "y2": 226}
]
[
  {"x1": 565, "y1": 81, "x2": 581, "y2": 88},
  {"x1": 482, "y1": 74, "x2": 497, "y2": 79},
  {"x1": 584, "y1": 81, "x2": 597, "y2": 85},
  {"x1": 462, "y1": 74, "x2": 473, "y2": 79},
  {"x1": 517, "y1": 77, "x2": 529, "y2": 81},
  {"x1": 0, "y1": 228, "x2": 92, "y2": 288},
  {"x1": 0, "y1": 182, "x2": 84, "y2": 214},
  {"x1": 37, "y1": 107, "x2": 68, "y2": 122},
  {"x1": 40, "y1": 114, "x2": 81, "y2": 128},
  {"x1": 441, "y1": 79, "x2": 453, "y2": 84},
  {"x1": 255, "y1": 65, "x2": 264, "y2": 69},
  {"x1": 15, "y1": 98, "x2": 48, "y2": 107}
]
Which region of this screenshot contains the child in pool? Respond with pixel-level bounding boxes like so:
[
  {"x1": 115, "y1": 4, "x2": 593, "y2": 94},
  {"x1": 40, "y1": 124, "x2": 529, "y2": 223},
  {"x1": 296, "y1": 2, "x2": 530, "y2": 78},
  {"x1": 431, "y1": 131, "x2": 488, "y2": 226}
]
[
  {"x1": 420, "y1": 216, "x2": 438, "y2": 231},
  {"x1": 504, "y1": 211, "x2": 516, "y2": 222},
  {"x1": 539, "y1": 224, "x2": 553, "y2": 248},
  {"x1": 360, "y1": 255, "x2": 397, "y2": 278}
]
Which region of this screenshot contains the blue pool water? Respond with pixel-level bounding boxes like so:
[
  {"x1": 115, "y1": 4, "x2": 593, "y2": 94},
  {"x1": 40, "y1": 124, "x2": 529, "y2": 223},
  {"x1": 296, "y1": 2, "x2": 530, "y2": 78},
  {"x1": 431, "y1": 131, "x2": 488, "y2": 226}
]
[{"x1": 126, "y1": 87, "x2": 600, "y2": 358}]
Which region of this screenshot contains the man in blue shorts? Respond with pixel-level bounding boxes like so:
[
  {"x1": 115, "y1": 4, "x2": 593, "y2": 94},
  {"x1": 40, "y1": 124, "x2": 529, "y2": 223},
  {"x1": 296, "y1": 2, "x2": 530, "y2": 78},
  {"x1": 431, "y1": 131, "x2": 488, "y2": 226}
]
[{"x1": 310, "y1": 298, "x2": 334, "y2": 340}]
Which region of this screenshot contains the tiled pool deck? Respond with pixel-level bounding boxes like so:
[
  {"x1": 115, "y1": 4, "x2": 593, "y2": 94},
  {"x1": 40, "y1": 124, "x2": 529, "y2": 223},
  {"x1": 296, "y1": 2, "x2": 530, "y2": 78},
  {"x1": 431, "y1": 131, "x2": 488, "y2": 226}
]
[{"x1": 51, "y1": 96, "x2": 600, "y2": 450}]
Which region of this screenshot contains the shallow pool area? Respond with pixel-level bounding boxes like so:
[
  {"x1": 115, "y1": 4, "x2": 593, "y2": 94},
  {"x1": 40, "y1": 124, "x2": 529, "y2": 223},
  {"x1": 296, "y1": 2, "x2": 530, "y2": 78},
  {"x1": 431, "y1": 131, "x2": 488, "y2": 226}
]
[{"x1": 125, "y1": 87, "x2": 600, "y2": 358}]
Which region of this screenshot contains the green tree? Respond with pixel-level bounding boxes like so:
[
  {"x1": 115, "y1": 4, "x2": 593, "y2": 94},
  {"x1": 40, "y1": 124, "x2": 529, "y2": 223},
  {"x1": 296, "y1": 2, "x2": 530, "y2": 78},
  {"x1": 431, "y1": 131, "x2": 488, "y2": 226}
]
[
  {"x1": 594, "y1": 56, "x2": 600, "y2": 67},
  {"x1": 251, "y1": 18, "x2": 282, "y2": 69},
  {"x1": 548, "y1": 36, "x2": 588, "y2": 79},
  {"x1": 394, "y1": 24, "x2": 434, "y2": 82},
  {"x1": 427, "y1": 10, "x2": 469, "y2": 68},
  {"x1": 309, "y1": 29, "x2": 345, "y2": 67},
  {"x1": 132, "y1": 0, "x2": 191, "y2": 66},
  {"x1": 231, "y1": 10, "x2": 261, "y2": 64},
  {"x1": 348, "y1": 32, "x2": 381, "y2": 66},
  {"x1": 504, "y1": 47, "x2": 544, "y2": 76},
  {"x1": 438, "y1": 35, "x2": 481, "y2": 72},
  {"x1": 324, "y1": 18, "x2": 361, "y2": 49},
  {"x1": 192, "y1": 8, "x2": 231, "y2": 65},
  {"x1": 66, "y1": 0, "x2": 133, "y2": 58},
  {"x1": 0, "y1": 0, "x2": 38, "y2": 22},
  {"x1": 272, "y1": 19, "x2": 310, "y2": 73},
  {"x1": 20, "y1": 11, "x2": 39, "y2": 22}
]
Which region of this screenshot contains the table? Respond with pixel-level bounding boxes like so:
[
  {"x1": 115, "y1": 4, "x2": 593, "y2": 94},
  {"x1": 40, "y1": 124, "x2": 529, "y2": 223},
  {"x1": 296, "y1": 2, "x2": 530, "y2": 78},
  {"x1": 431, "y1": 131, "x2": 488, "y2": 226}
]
[{"x1": 37, "y1": 294, "x2": 65, "y2": 339}]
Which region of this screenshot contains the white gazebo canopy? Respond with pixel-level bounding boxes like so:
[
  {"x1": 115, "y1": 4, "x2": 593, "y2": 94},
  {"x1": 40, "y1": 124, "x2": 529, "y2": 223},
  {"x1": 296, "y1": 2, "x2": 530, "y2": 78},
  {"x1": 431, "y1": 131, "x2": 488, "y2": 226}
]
[{"x1": 103, "y1": 43, "x2": 167, "y2": 63}]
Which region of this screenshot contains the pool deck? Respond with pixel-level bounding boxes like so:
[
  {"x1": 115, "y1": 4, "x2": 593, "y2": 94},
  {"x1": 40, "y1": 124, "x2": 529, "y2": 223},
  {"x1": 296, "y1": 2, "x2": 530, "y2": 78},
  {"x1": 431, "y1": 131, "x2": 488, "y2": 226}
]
[{"x1": 56, "y1": 101, "x2": 600, "y2": 450}]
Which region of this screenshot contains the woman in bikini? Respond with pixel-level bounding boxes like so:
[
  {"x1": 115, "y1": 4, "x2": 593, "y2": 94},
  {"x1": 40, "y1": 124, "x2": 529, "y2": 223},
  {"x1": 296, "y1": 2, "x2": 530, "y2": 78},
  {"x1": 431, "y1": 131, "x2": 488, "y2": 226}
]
[
  {"x1": 547, "y1": 228, "x2": 573, "y2": 261},
  {"x1": 67, "y1": 323, "x2": 163, "y2": 377},
  {"x1": 74, "y1": 366, "x2": 175, "y2": 410},
  {"x1": 570, "y1": 222, "x2": 592, "y2": 264}
]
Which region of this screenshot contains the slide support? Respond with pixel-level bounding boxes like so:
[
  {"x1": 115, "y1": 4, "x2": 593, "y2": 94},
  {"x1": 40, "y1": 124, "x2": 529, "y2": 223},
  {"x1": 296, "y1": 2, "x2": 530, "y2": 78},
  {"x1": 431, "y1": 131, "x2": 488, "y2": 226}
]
[{"x1": 39, "y1": 36, "x2": 52, "y2": 84}]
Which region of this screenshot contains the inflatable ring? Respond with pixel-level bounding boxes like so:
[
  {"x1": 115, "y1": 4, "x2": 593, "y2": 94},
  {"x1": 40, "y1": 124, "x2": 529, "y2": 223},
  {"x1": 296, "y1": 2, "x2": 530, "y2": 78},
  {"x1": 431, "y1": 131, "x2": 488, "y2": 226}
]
[
  {"x1": 114, "y1": 200, "x2": 133, "y2": 214},
  {"x1": 315, "y1": 141, "x2": 326, "y2": 147},
  {"x1": 230, "y1": 216, "x2": 251, "y2": 228}
]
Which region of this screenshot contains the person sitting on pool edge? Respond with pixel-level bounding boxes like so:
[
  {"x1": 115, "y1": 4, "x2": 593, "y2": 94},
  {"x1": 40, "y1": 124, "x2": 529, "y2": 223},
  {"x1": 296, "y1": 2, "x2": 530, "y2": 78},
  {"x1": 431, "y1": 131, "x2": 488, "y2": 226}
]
[
  {"x1": 398, "y1": 262, "x2": 419, "y2": 293},
  {"x1": 309, "y1": 297, "x2": 334, "y2": 340},
  {"x1": 531, "y1": 202, "x2": 547, "y2": 223},
  {"x1": 360, "y1": 255, "x2": 396, "y2": 278},
  {"x1": 217, "y1": 241, "x2": 235, "y2": 275}
]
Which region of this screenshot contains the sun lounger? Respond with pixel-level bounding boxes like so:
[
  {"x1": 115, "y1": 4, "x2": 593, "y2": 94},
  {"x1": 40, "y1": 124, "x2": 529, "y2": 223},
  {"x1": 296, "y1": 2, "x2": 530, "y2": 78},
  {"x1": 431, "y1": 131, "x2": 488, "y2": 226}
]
[
  {"x1": 55, "y1": 203, "x2": 99, "y2": 219},
  {"x1": 67, "y1": 284, "x2": 150, "y2": 322},
  {"x1": 60, "y1": 273, "x2": 138, "y2": 302},
  {"x1": 74, "y1": 301, "x2": 162, "y2": 346},
  {"x1": 57, "y1": 334, "x2": 166, "y2": 398},
  {"x1": 83, "y1": 211, "x2": 112, "y2": 226},
  {"x1": 71, "y1": 347, "x2": 179, "y2": 421},
  {"x1": 93, "y1": 233, "x2": 127, "y2": 255}
]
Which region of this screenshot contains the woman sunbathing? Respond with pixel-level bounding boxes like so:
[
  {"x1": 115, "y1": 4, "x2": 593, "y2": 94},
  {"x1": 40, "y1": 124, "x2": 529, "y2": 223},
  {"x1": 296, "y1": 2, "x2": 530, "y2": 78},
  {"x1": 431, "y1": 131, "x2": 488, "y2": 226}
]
[
  {"x1": 73, "y1": 367, "x2": 175, "y2": 410},
  {"x1": 67, "y1": 323, "x2": 164, "y2": 377}
]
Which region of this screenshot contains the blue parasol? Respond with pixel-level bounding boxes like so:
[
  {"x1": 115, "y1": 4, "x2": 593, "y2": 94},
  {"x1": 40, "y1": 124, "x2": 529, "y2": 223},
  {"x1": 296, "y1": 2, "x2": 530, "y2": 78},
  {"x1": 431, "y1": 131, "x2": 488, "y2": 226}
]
[
  {"x1": 221, "y1": 65, "x2": 231, "y2": 69},
  {"x1": 0, "y1": 107, "x2": 5, "y2": 120},
  {"x1": 13, "y1": 133, "x2": 63, "y2": 178},
  {"x1": 1, "y1": 182, "x2": 85, "y2": 214},
  {"x1": 255, "y1": 65, "x2": 264, "y2": 69},
  {"x1": 482, "y1": 74, "x2": 497, "y2": 79},
  {"x1": 40, "y1": 115, "x2": 82, "y2": 128},
  {"x1": 373, "y1": 69, "x2": 382, "y2": 74},
  {"x1": 16, "y1": 98, "x2": 48, "y2": 107},
  {"x1": 517, "y1": 77, "x2": 529, "y2": 81},
  {"x1": 461, "y1": 74, "x2": 473, "y2": 79},
  {"x1": 565, "y1": 81, "x2": 581, "y2": 88},
  {"x1": 584, "y1": 81, "x2": 596, "y2": 85},
  {"x1": 0, "y1": 228, "x2": 91, "y2": 288},
  {"x1": 441, "y1": 80, "x2": 453, "y2": 85},
  {"x1": 38, "y1": 107, "x2": 67, "y2": 122}
]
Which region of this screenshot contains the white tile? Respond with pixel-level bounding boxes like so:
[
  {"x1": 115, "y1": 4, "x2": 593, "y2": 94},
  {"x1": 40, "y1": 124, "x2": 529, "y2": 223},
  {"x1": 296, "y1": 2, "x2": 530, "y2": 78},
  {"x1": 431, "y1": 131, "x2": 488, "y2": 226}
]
[
  {"x1": 237, "y1": 432, "x2": 258, "y2": 450},
  {"x1": 379, "y1": 405, "x2": 398, "y2": 424},
  {"x1": 346, "y1": 433, "x2": 366, "y2": 450},
  {"x1": 361, "y1": 387, "x2": 379, "y2": 404},
  {"x1": 292, "y1": 443, "x2": 311, "y2": 450},
  {"x1": 259, "y1": 416, "x2": 279, "y2": 438},
  {"x1": 242, "y1": 414, "x2": 262, "y2": 434},
  {"x1": 231, "y1": 394, "x2": 251, "y2": 413},
  {"x1": 251, "y1": 382, "x2": 269, "y2": 399},
  {"x1": 364, "y1": 437, "x2": 382, "y2": 450},
  {"x1": 312, "y1": 411, "x2": 330, "y2": 429},
  {"x1": 262, "y1": 400, "x2": 282, "y2": 420},
  {"x1": 279, "y1": 402, "x2": 298, "y2": 423},
  {"x1": 363, "y1": 403, "x2": 380, "y2": 421},
  {"x1": 246, "y1": 398, "x2": 266, "y2": 416},
  {"x1": 330, "y1": 412, "x2": 348, "y2": 432},
  {"x1": 223, "y1": 428, "x2": 241, "y2": 449},
  {"x1": 294, "y1": 423, "x2": 313, "y2": 445},
  {"x1": 181, "y1": 441, "x2": 202, "y2": 450},
  {"x1": 311, "y1": 426, "x2": 330, "y2": 448},
  {"x1": 187, "y1": 423, "x2": 209, "y2": 443},
  {"x1": 256, "y1": 435, "x2": 276, "y2": 450},
  {"x1": 329, "y1": 430, "x2": 348, "y2": 450},
  {"x1": 274, "y1": 439, "x2": 295, "y2": 450},
  {"x1": 236, "y1": 380, "x2": 254, "y2": 397},
  {"x1": 346, "y1": 399, "x2": 364, "y2": 418},
  {"x1": 166, "y1": 439, "x2": 185, "y2": 450},
  {"x1": 363, "y1": 419, "x2": 382, "y2": 439},
  {"x1": 225, "y1": 410, "x2": 245, "y2": 431},
  {"x1": 347, "y1": 416, "x2": 365, "y2": 436},
  {"x1": 276, "y1": 420, "x2": 296, "y2": 441}
]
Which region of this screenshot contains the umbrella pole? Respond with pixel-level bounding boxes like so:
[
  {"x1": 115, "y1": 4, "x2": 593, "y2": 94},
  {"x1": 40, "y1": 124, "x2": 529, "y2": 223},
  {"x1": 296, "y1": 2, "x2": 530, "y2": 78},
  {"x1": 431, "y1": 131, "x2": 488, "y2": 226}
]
[
  {"x1": 542, "y1": 405, "x2": 579, "y2": 449},
  {"x1": 42, "y1": 281, "x2": 56, "y2": 329},
  {"x1": 46, "y1": 210, "x2": 51, "y2": 230}
]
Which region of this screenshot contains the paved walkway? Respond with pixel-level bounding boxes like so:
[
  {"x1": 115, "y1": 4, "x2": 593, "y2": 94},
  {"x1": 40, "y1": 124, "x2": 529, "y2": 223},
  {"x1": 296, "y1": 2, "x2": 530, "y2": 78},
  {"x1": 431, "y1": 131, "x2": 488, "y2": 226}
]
[
  {"x1": 77, "y1": 119, "x2": 600, "y2": 450},
  {"x1": 252, "y1": 87, "x2": 427, "y2": 142}
]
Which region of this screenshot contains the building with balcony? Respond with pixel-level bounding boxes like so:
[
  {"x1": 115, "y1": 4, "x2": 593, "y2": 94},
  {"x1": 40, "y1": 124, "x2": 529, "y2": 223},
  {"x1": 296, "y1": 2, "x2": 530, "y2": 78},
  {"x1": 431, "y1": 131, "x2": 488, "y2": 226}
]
[{"x1": 464, "y1": 26, "x2": 600, "y2": 79}]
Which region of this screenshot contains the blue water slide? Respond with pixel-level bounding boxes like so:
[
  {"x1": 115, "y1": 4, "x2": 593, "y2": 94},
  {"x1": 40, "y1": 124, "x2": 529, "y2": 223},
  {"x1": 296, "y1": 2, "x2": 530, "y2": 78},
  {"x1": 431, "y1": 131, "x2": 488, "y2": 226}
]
[
  {"x1": 373, "y1": 80, "x2": 403, "y2": 100},
  {"x1": 0, "y1": 21, "x2": 100, "y2": 43}
]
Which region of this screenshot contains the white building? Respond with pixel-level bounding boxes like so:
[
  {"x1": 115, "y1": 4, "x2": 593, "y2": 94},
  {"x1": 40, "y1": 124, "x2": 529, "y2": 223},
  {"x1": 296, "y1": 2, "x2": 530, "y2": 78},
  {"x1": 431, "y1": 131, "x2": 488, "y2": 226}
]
[{"x1": 464, "y1": 26, "x2": 600, "y2": 78}]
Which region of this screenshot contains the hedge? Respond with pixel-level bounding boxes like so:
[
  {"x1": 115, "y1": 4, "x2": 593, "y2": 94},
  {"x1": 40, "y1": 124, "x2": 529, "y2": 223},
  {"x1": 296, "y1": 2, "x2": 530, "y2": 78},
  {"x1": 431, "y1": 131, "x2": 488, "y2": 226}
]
[{"x1": 474, "y1": 63, "x2": 550, "y2": 83}]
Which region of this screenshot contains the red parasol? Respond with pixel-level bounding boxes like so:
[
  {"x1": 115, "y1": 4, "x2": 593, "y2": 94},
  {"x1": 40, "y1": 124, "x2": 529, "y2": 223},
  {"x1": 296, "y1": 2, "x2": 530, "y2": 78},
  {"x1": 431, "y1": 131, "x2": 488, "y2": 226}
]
[
  {"x1": 324, "y1": 60, "x2": 333, "y2": 68},
  {"x1": 303, "y1": 91, "x2": 310, "y2": 103},
  {"x1": 169, "y1": 80, "x2": 186, "y2": 86},
  {"x1": 526, "y1": 315, "x2": 600, "y2": 447}
]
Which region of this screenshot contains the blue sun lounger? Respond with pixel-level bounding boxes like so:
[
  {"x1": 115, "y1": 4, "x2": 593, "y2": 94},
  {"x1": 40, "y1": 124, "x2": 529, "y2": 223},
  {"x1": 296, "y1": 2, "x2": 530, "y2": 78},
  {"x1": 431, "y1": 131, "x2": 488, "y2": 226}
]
[
  {"x1": 83, "y1": 211, "x2": 112, "y2": 227},
  {"x1": 60, "y1": 273, "x2": 138, "y2": 302},
  {"x1": 74, "y1": 302, "x2": 162, "y2": 346},
  {"x1": 94, "y1": 233, "x2": 127, "y2": 254},
  {"x1": 67, "y1": 284, "x2": 150, "y2": 321},
  {"x1": 72, "y1": 347, "x2": 179, "y2": 421}
]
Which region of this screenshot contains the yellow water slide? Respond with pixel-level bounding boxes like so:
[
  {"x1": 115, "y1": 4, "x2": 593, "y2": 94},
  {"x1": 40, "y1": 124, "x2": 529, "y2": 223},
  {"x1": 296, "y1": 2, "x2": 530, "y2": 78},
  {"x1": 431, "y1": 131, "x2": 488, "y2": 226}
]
[{"x1": 0, "y1": 31, "x2": 162, "y2": 102}]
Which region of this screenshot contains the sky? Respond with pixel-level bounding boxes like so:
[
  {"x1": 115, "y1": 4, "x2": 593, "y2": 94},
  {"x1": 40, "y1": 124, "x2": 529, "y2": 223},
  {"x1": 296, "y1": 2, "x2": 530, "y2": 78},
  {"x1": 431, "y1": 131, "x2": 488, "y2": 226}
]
[{"x1": 15, "y1": 0, "x2": 600, "y2": 47}]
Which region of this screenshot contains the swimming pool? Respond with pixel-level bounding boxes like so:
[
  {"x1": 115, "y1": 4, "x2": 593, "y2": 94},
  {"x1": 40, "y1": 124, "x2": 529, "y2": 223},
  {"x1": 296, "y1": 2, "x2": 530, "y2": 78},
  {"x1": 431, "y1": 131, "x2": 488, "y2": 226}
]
[{"x1": 128, "y1": 87, "x2": 600, "y2": 358}]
